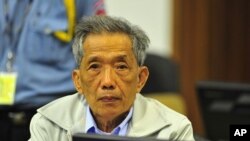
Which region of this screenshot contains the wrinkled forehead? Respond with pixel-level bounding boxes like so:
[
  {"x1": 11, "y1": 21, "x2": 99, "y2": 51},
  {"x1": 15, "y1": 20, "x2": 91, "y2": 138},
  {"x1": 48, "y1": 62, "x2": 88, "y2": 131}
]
[{"x1": 82, "y1": 32, "x2": 133, "y2": 50}]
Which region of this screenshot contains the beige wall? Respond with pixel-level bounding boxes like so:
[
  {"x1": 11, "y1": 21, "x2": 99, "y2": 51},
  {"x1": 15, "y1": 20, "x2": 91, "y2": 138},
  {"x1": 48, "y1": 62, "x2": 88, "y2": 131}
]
[{"x1": 105, "y1": 0, "x2": 173, "y2": 57}]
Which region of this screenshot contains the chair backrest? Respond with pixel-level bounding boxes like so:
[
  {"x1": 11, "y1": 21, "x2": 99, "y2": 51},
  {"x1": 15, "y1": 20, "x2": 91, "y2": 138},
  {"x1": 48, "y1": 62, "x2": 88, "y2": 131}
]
[{"x1": 142, "y1": 54, "x2": 180, "y2": 93}]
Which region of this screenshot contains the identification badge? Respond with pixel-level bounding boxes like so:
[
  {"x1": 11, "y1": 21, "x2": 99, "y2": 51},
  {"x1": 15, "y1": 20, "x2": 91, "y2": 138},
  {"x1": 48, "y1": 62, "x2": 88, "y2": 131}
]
[{"x1": 0, "y1": 72, "x2": 17, "y2": 105}]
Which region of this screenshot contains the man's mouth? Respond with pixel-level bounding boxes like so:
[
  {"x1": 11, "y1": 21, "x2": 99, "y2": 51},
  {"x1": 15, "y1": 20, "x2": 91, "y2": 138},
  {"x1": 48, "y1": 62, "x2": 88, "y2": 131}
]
[{"x1": 98, "y1": 96, "x2": 121, "y2": 103}]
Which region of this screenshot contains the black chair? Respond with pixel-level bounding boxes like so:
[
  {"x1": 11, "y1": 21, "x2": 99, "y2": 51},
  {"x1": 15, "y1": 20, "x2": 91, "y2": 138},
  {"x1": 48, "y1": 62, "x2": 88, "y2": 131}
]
[{"x1": 142, "y1": 53, "x2": 180, "y2": 94}]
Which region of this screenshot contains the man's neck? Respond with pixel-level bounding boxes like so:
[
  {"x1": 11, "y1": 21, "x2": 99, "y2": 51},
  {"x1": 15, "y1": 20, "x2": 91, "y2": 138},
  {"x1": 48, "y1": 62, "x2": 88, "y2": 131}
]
[{"x1": 93, "y1": 111, "x2": 129, "y2": 133}]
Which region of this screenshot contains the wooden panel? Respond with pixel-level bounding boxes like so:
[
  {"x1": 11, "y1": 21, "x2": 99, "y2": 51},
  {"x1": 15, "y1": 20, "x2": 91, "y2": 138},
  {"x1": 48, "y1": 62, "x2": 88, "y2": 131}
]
[
  {"x1": 173, "y1": 0, "x2": 250, "y2": 137},
  {"x1": 209, "y1": 0, "x2": 228, "y2": 80},
  {"x1": 173, "y1": 0, "x2": 209, "y2": 136}
]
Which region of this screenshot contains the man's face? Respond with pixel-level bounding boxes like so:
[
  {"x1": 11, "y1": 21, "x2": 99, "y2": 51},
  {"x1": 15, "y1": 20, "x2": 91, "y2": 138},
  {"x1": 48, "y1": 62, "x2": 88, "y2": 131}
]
[{"x1": 73, "y1": 33, "x2": 148, "y2": 120}]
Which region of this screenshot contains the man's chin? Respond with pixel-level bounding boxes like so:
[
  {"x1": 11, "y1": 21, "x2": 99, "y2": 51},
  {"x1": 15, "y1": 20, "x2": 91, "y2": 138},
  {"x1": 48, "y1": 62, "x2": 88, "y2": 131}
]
[{"x1": 98, "y1": 109, "x2": 124, "y2": 119}]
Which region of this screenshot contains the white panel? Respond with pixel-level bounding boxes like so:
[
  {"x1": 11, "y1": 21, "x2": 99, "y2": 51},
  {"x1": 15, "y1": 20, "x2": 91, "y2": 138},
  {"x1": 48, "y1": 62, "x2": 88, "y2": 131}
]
[{"x1": 105, "y1": 0, "x2": 173, "y2": 57}]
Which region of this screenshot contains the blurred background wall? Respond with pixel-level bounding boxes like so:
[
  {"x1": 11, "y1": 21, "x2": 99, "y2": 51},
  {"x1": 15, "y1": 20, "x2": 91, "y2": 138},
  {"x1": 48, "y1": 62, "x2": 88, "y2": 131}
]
[{"x1": 105, "y1": 0, "x2": 173, "y2": 57}]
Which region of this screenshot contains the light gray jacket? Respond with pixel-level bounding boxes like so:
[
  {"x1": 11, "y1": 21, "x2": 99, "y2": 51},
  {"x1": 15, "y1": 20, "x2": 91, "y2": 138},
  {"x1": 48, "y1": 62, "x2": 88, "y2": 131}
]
[{"x1": 29, "y1": 93, "x2": 194, "y2": 141}]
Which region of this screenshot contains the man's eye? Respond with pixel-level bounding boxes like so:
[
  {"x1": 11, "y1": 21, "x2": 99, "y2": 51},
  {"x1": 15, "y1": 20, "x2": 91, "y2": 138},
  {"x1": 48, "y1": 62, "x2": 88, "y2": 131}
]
[
  {"x1": 89, "y1": 64, "x2": 100, "y2": 69},
  {"x1": 117, "y1": 64, "x2": 128, "y2": 70}
]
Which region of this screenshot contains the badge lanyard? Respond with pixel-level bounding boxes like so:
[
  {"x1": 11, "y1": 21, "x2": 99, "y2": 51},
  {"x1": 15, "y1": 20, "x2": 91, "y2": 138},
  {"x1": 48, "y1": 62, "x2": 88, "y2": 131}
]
[
  {"x1": 0, "y1": 0, "x2": 32, "y2": 105},
  {"x1": 3, "y1": 0, "x2": 14, "y2": 72},
  {"x1": 3, "y1": 0, "x2": 32, "y2": 72}
]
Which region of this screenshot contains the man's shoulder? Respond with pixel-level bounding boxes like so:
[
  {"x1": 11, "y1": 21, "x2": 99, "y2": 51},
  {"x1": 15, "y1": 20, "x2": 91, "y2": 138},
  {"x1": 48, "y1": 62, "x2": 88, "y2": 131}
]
[
  {"x1": 129, "y1": 94, "x2": 192, "y2": 138},
  {"x1": 135, "y1": 94, "x2": 189, "y2": 123},
  {"x1": 38, "y1": 93, "x2": 82, "y2": 111},
  {"x1": 35, "y1": 93, "x2": 87, "y2": 130}
]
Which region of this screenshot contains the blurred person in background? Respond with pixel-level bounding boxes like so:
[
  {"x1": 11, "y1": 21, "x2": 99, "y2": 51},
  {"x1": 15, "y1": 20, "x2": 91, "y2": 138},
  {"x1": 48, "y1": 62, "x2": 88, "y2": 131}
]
[{"x1": 0, "y1": 0, "x2": 105, "y2": 141}]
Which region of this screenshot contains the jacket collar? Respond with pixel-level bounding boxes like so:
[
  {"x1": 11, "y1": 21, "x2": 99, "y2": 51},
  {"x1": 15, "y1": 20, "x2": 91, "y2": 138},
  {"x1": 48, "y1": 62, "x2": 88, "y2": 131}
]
[
  {"x1": 128, "y1": 94, "x2": 171, "y2": 136},
  {"x1": 37, "y1": 93, "x2": 171, "y2": 136},
  {"x1": 37, "y1": 94, "x2": 87, "y2": 134}
]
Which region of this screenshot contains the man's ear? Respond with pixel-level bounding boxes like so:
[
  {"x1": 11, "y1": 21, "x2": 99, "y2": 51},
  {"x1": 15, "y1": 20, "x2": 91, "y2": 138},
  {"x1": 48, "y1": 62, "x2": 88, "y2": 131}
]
[
  {"x1": 136, "y1": 66, "x2": 149, "y2": 93},
  {"x1": 72, "y1": 69, "x2": 84, "y2": 94}
]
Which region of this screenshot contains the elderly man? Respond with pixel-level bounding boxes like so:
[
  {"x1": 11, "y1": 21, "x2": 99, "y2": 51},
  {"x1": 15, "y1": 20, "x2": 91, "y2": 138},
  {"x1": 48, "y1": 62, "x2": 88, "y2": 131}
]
[{"x1": 29, "y1": 16, "x2": 194, "y2": 141}]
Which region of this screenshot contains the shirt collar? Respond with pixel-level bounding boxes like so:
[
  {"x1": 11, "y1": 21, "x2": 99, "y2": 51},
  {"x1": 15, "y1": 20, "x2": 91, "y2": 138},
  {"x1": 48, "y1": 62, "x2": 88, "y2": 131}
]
[{"x1": 85, "y1": 105, "x2": 133, "y2": 136}]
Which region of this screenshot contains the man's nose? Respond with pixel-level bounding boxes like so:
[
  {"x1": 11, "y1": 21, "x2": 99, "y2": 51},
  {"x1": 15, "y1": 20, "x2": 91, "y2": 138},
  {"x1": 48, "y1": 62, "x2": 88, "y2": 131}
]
[{"x1": 101, "y1": 67, "x2": 115, "y2": 90}]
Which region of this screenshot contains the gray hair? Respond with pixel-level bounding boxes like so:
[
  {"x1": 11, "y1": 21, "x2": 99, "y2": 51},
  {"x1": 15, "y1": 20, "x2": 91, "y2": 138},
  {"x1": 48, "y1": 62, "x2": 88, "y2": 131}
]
[{"x1": 72, "y1": 16, "x2": 150, "y2": 68}]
